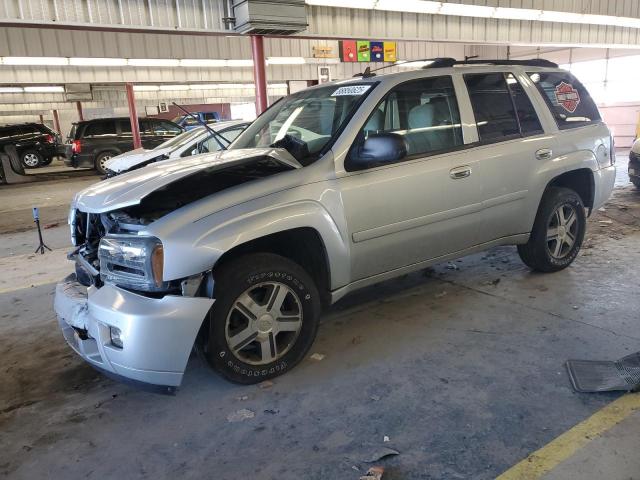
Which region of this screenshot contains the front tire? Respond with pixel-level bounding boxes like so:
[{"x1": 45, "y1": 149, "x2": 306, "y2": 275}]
[
  {"x1": 518, "y1": 187, "x2": 586, "y2": 272},
  {"x1": 205, "y1": 253, "x2": 321, "y2": 384},
  {"x1": 21, "y1": 150, "x2": 43, "y2": 168}
]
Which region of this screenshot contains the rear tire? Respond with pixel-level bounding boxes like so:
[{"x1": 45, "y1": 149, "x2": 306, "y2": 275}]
[
  {"x1": 204, "y1": 253, "x2": 321, "y2": 384},
  {"x1": 41, "y1": 157, "x2": 54, "y2": 166},
  {"x1": 21, "y1": 150, "x2": 43, "y2": 168},
  {"x1": 518, "y1": 187, "x2": 586, "y2": 272},
  {"x1": 95, "y1": 151, "x2": 116, "y2": 175}
]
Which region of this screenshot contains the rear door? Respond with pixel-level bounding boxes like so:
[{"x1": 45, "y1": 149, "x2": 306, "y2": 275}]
[
  {"x1": 462, "y1": 71, "x2": 551, "y2": 241},
  {"x1": 142, "y1": 120, "x2": 182, "y2": 147}
]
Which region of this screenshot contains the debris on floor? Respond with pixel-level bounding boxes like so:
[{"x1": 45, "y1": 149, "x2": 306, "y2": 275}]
[
  {"x1": 226, "y1": 409, "x2": 255, "y2": 422},
  {"x1": 446, "y1": 262, "x2": 459, "y2": 270},
  {"x1": 566, "y1": 351, "x2": 640, "y2": 393},
  {"x1": 434, "y1": 291, "x2": 447, "y2": 298},
  {"x1": 362, "y1": 447, "x2": 400, "y2": 463},
  {"x1": 483, "y1": 278, "x2": 501, "y2": 286},
  {"x1": 383, "y1": 435, "x2": 390, "y2": 443},
  {"x1": 359, "y1": 466, "x2": 385, "y2": 480},
  {"x1": 310, "y1": 353, "x2": 325, "y2": 361},
  {"x1": 43, "y1": 222, "x2": 59, "y2": 229},
  {"x1": 236, "y1": 395, "x2": 249, "y2": 401},
  {"x1": 258, "y1": 380, "x2": 273, "y2": 389}
]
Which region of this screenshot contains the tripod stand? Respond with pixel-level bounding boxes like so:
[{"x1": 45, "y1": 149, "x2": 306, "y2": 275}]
[{"x1": 33, "y1": 207, "x2": 51, "y2": 254}]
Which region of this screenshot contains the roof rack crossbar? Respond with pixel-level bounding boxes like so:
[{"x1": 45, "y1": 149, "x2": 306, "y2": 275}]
[{"x1": 421, "y1": 58, "x2": 558, "y2": 69}]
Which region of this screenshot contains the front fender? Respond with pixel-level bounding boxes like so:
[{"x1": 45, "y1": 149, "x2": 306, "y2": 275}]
[{"x1": 159, "y1": 200, "x2": 351, "y2": 290}]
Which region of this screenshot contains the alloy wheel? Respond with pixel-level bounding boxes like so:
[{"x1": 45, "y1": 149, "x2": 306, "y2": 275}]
[
  {"x1": 546, "y1": 203, "x2": 579, "y2": 259},
  {"x1": 225, "y1": 282, "x2": 303, "y2": 365},
  {"x1": 23, "y1": 153, "x2": 40, "y2": 167},
  {"x1": 98, "y1": 154, "x2": 112, "y2": 171}
]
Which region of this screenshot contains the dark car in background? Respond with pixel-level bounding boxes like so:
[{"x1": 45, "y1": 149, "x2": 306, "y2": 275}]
[
  {"x1": 65, "y1": 117, "x2": 183, "y2": 174},
  {"x1": 629, "y1": 139, "x2": 640, "y2": 189},
  {"x1": 0, "y1": 123, "x2": 63, "y2": 168}
]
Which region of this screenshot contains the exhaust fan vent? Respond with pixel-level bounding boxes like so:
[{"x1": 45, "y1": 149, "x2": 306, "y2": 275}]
[{"x1": 232, "y1": 0, "x2": 308, "y2": 35}]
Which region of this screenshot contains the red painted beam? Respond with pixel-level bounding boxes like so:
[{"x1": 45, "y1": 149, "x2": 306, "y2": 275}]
[
  {"x1": 125, "y1": 83, "x2": 142, "y2": 149},
  {"x1": 250, "y1": 35, "x2": 268, "y2": 115},
  {"x1": 76, "y1": 101, "x2": 84, "y2": 121},
  {"x1": 52, "y1": 109, "x2": 61, "y2": 134}
]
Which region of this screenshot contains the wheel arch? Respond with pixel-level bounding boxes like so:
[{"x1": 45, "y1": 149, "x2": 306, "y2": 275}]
[{"x1": 545, "y1": 167, "x2": 595, "y2": 213}]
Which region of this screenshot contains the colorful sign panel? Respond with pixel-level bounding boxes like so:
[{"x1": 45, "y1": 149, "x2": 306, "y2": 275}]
[
  {"x1": 356, "y1": 41, "x2": 370, "y2": 62},
  {"x1": 339, "y1": 40, "x2": 397, "y2": 63},
  {"x1": 370, "y1": 41, "x2": 384, "y2": 62},
  {"x1": 340, "y1": 40, "x2": 357, "y2": 62},
  {"x1": 383, "y1": 41, "x2": 397, "y2": 62}
]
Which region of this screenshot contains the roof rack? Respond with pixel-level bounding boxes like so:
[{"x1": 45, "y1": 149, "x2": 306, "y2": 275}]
[{"x1": 423, "y1": 58, "x2": 558, "y2": 68}]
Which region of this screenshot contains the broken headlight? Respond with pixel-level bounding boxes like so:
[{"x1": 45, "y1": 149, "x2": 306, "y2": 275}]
[{"x1": 98, "y1": 235, "x2": 166, "y2": 292}]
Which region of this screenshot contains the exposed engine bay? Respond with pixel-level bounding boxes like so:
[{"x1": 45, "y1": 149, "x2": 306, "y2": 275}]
[{"x1": 70, "y1": 155, "x2": 296, "y2": 288}]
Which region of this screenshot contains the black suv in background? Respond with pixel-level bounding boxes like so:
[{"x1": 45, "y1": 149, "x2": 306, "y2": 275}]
[
  {"x1": 65, "y1": 117, "x2": 183, "y2": 174},
  {"x1": 0, "y1": 123, "x2": 63, "y2": 168}
]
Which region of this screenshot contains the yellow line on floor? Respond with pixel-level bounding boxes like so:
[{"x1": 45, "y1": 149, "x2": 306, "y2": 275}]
[{"x1": 496, "y1": 393, "x2": 640, "y2": 480}]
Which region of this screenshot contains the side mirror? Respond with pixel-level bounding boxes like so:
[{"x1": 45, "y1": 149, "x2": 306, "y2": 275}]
[{"x1": 346, "y1": 133, "x2": 407, "y2": 171}]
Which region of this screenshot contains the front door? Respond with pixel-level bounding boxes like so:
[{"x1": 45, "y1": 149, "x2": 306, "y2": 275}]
[{"x1": 337, "y1": 75, "x2": 485, "y2": 281}]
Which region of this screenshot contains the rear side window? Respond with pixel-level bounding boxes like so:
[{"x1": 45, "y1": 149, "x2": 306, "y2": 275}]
[
  {"x1": 465, "y1": 73, "x2": 544, "y2": 143},
  {"x1": 83, "y1": 121, "x2": 116, "y2": 137},
  {"x1": 465, "y1": 73, "x2": 519, "y2": 142},
  {"x1": 506, "y1": 74, "x2": 543, "y2": 136},
  {"x1": 527, "y1": 71, "x2": 601, "y2": 130}
]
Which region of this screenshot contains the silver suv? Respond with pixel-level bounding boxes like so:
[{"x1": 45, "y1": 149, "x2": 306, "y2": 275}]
[{"x1": 54, "y1": 59, "x2": 616, "y2": 390}]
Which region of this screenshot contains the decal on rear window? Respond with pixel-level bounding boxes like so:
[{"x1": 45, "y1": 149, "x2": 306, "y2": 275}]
[
  {"x1": 554, "y1": 82, "x2": 581, "y2": 113},
  {"x1": 331, "y1": 85, "x2": 371, "y2": 96}
]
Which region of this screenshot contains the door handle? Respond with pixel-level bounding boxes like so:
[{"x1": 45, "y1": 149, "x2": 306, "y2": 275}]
[
  {"x1": 450, "y1": 165, "x2": 471, "y2": 179},
  {"x1": 535, "y1": 148, "x2": 553, "y2": 161}
]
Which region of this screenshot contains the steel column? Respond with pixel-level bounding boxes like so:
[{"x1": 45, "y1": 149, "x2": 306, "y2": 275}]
[
  {"x1": 52, "y1": 109, "x2": 61, "y2": 134},
  {"x1": 125, "y1": 83, "x2": 142, "y2": 149},
  {"x1": 250, "y1": 35, "x2": 268, "y2": 115},
  {"x1": 39, "y1": 114, "x2": 44, "y2": 124},
  {"x1": 76, "y1": 101, "x2": 84, "y2": 121}
]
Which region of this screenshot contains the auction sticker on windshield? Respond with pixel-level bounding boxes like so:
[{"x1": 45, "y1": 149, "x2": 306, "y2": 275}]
[{"x1": 332, "y1": 85, "x2": 371, "y2": 96}]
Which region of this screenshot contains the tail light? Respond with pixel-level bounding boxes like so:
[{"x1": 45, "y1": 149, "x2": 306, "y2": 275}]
[
  {"x1": 72, "y1": 140, "x2": 82, "y2": 154},
  {"x1": 44, "y1": 134, "x2": 55, "y2": 144}
]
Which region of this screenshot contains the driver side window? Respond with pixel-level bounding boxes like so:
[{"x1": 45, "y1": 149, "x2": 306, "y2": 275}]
[{"x1": 355, "y1": 75, "x2": 463, "y2": 168}]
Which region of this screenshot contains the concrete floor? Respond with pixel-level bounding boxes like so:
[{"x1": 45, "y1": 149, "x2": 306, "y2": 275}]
[{"x1": 1, "y1": 157, "x2": 639, "y2": 479}]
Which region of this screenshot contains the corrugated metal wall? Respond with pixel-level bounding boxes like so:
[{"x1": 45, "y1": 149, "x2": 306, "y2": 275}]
[
  {"x1": 0, "y1": 26, "x2": 471, "y2": 84},
  {"x1": 3, "y1": 0, "x2": 640, "y2": 47}
]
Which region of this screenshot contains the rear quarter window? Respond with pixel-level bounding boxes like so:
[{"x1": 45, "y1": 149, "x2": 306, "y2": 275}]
[
  {"x1": 527, "y1": 71, "x2": 601, "y2": 130},
  {"x1": 83, "y1": 121, "x2": 117, "y2": 137}
]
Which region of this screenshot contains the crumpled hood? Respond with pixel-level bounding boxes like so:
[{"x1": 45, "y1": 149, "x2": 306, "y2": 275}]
[
  {"x1": 73, "y1": 148, "x2": 301, "y2": 213},
  {"x1": 105, "y1": 147, "x2": 171, "y2": 173}
]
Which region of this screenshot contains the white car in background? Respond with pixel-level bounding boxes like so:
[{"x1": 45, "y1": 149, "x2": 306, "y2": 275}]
[{"x1": 104, "y1": 120, "x2": 249, "y2": 176}]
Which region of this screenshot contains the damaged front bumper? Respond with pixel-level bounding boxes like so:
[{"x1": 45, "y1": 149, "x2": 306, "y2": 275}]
[{"x1": 54, "y1": 274, "x2": 214, "y2": 390}]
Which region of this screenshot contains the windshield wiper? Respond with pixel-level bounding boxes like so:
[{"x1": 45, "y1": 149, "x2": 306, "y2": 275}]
[{"x1": 171, "y1": 102, "x2": 229, "y2": 151}]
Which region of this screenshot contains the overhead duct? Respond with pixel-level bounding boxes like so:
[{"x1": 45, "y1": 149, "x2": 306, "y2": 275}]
[{"x1": 231, "y1": 0, "x2": 308, "y2": 35}]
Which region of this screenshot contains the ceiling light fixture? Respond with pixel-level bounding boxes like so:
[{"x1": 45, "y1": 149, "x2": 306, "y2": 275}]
[
  {"x1": 127, "y1": 58, "x2": 180, "y2": 67},
  {"x1": 0, "y1": 87, "x2": 24, "y2": 93},
  {"x1": 69, "y1": 57, "x2": 128, "y2": 66},
  {"x1": 132, "y1": 85, "x2": 160, "y2": 91},
  {"x1": 23, "y1": 86, "x2": 65, "y2": 93},
  {"x1": 267, "y1": 57, "x2": 306, "y2": 65},
  {"x1": 3, "y1": 56, "x2": 68, "y2": 66}
]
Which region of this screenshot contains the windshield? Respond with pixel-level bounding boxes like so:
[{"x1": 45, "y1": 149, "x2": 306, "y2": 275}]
[
  {"x1": 230, "y1": 83, "x2": 375, "y2": 165},
  {"x1": 154, "y1": 127, "x2": 204, "y2": 151}
]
